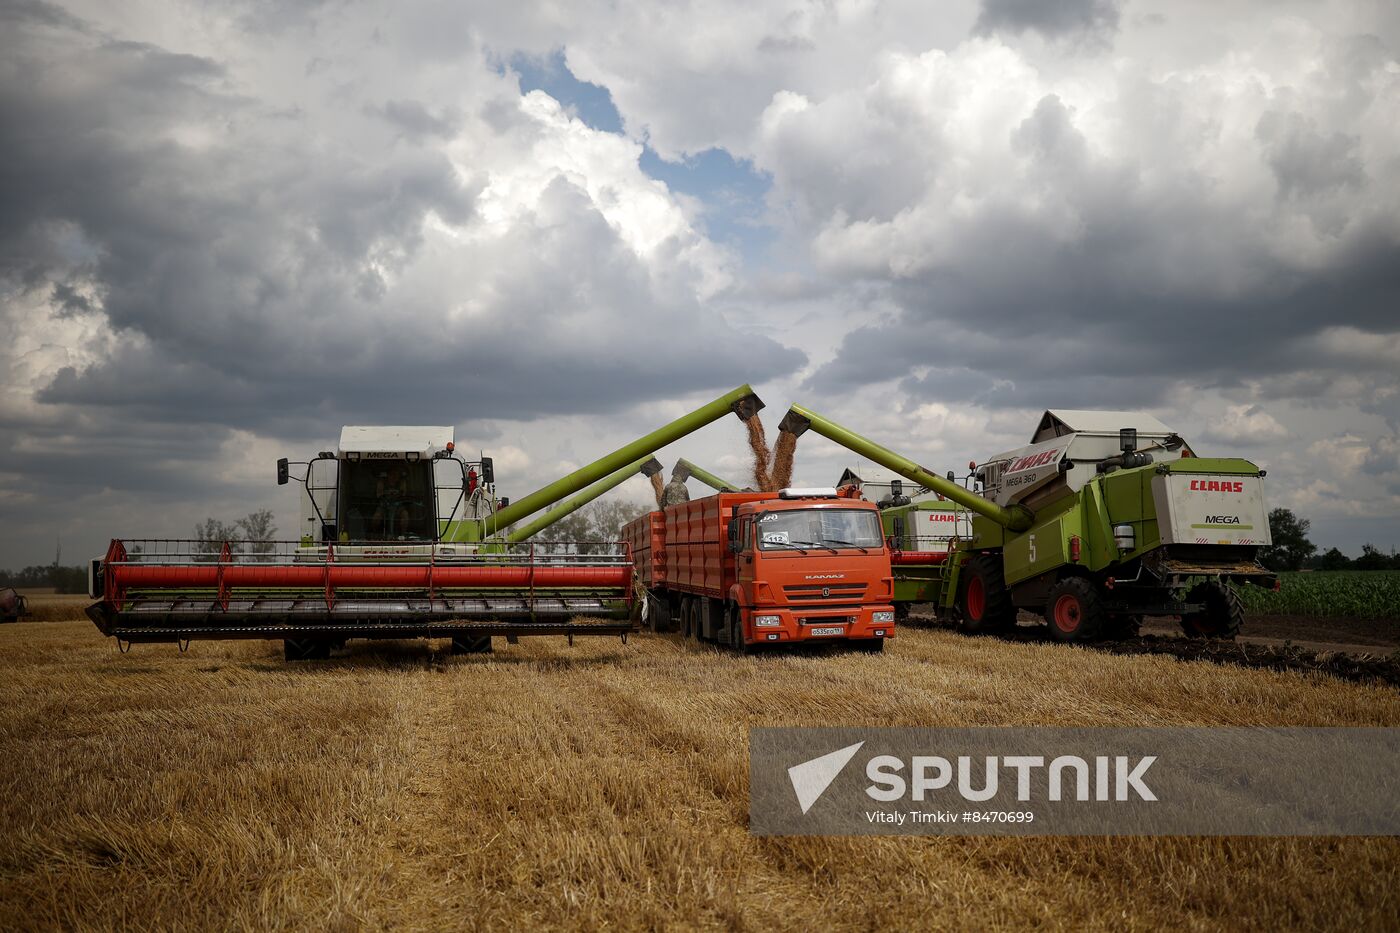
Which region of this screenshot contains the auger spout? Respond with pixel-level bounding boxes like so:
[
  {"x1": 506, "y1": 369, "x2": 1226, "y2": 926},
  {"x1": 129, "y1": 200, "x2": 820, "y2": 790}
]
[
  {"x1": 506, "y1": 457, "x2": 662, "y2": 543},
  {"x1": 674, "y1": 458, "x2": 741, "y2": 493},
  {"x1": 779, "y1": 404, "x2": 1035, "y2": 532},
  {"x1": 479, "y1": 384, "x2": 763, "y2": 538}
]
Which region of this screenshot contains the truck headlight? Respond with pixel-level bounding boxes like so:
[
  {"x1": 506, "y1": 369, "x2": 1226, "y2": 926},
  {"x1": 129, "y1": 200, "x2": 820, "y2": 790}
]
[
  {"x1": 873, "y1": 611, "x2": 895, "y2": 623},
  {"x1": 754, "y1": 615, "x2": 781, "y2": 627}
]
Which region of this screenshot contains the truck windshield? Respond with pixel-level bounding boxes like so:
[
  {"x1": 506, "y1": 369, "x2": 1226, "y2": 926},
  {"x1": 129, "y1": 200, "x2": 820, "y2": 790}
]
[{"x1": 757, "y1": 508, "x2": 883, "y2": 552}]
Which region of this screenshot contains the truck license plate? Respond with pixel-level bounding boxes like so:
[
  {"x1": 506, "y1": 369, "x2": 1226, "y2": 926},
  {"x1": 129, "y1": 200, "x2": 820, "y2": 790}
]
[{"x1": 809, "y1": 626, "x2": 845, "y2": 637}]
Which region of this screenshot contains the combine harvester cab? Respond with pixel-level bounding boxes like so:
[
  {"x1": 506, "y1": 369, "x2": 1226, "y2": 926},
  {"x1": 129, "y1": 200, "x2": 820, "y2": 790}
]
[
  {"x1": 781, "y1": 405, "x2": 1277, "y2": 643},
  {"x1": 625, "y1": 487, "x2": 897, "y2": 653},
  {"x1": 86, "y1": 386, "x2": 764, "y2": 660}
]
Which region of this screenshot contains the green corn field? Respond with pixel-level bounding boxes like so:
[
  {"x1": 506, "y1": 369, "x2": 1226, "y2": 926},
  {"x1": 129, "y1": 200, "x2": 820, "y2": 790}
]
[{"x1": 1237, "y1": 571, "x2": 1400, "y2": 619}]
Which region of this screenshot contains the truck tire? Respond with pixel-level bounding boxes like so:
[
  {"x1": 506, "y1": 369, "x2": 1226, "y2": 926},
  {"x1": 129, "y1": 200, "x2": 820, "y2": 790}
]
[
  {"x1": 1181, "y1": 582, "x2": 1244, "y2": 639},
  {"x1": 682, "y1": 598, "x2": 698, "y2": 640},
  {"x1": 284, "y1": 637, "x2": 331, "y2": 661},
  {"x1": 957, "y1": 554, "x2": 1016, "y2": 635},
  {"x1": 647, "y1": 594, "x2": 671, "y2": 633},
  {"x1": 727, "y1": 606, "x2": 753, "y2": 655},
  {"x1": 1044, "y1": 577, "x2": 1107, "y2": 643},
  {"x1": 450, "y1": 635, "x2": 492, "y2": 654}
]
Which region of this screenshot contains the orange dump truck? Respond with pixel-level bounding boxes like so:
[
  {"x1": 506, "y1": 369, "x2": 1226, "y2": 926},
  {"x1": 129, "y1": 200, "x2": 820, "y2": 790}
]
[{"x1": 623, "y1": 488, "x2": 897, "y2": 652}]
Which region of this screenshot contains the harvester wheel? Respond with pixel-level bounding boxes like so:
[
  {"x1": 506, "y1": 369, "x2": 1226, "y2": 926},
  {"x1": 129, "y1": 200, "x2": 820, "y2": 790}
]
[
  {"x1": 1181, "y1": 582, "x2": 1244, "y2": 639},
  {"x1": 956, "y1": 555, "x2": 1016, "y2": 635},
  {"x1": 1044, "y1": 577, "x2": 1107, "y2": 643},
  {"x1": 284, "y1": 638, "x2": 331, "y2": 661},
  {"x1": 450, "y1": 635, "x2": 492, "y2": 654}
]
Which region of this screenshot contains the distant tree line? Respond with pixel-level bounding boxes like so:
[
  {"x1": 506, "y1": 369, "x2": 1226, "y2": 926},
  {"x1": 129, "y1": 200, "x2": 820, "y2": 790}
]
[
  {"x1": 525, "y1": 500, "x2": 650, "y2": 554},
  {"x1": 0, "y1": 564, "x2": 88, "y2": 594},
  {"x1": 2, "y1": 510, "x2": 280, "y2": 590},
  {"x1": 193, "y1": 509, "x2": 278, "y2": 555},
  {"x1": 1262, "y1": 508, "x2": 1399, "y2": 572}
]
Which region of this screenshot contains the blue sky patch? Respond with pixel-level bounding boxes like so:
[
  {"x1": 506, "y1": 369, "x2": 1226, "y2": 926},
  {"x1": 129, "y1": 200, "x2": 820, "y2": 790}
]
[{"x1": 509, "y1": 49, "x2": 775, "y2": 260}]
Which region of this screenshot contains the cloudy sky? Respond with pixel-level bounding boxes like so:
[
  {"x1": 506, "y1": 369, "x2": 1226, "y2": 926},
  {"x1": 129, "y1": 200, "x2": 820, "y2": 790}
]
[{"x1": 3, "y1": 0, "x2": 1399, "y2": 566}]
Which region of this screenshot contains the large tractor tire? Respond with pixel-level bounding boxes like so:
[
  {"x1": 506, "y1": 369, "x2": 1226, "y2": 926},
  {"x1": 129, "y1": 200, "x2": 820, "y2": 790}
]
[
  {"x1": 1044, "y1": 577, "x2": 1107, "y2": 643},
  {"x1": 1181, "y1": 582, "x2": 1244, "y2": 639},
  {"x1": 450, "y1": 635, "x2": 492, "y2": 654},
  {"x1": 284, "y1": 638, "x2": 331, "y2": 661},
  {"x1": 957, "y1": 554, "x2": 1017, "y2": 635}
]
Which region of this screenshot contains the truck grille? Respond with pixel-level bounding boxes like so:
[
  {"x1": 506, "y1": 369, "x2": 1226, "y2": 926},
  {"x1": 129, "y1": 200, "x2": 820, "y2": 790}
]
[
  {"x1": 799, "y1": 616, "x2": 857, "y2": 626},
  {"x1": 784, "y1": 583, "x2": 867, "y2": 601}
]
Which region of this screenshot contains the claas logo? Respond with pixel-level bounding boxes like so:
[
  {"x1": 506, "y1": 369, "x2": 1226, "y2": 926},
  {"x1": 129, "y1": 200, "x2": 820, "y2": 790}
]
[
  {"x1": 1007, "y1": 449, "x2": 1059, "y2": 473},
  {"x1": 926, "y1": 513, "x2": 959, "y2": 523},
  {"x1": 1188, "y1": 480, "x2": 1245, "y2": 493}
]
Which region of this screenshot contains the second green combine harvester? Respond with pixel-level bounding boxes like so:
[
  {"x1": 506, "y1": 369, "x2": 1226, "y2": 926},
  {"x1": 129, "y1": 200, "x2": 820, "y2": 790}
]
[{"x1": 780, "y1": 406, "x2": 1277, "y2": 642}]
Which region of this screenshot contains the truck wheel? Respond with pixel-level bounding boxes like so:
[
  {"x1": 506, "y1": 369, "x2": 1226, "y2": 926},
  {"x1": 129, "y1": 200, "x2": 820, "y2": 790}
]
[
  {"x1": 727, "y1": 607, "x2": 752, "y2": 655},
  {"x1": 450, "y1": 635, "x2": 492, "y2": 654},
  {"x1": 1181, "y1": 582, "x2": 1244, "y2": 639},
  {"x1": 957, "y1": 555, "x2": 1016, "y2": 635},
  {"x1": 682, "y1": 599, "x2": 698, "y2": 640},
  {"x1": 647, "y1": 594, "x2": 671, "y2": 633},
  {"x1": 1044, "y1": 577, "x2": 1106, "y2": 643},
  {"x1": 284, "y1": 638, "x2": 331, "y2": 661}
]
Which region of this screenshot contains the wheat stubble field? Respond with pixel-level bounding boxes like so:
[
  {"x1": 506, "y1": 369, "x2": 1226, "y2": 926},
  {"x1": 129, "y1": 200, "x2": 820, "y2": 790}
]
[{"x1": 1, "y1": 610, "x2": 1397, "y2": 931}]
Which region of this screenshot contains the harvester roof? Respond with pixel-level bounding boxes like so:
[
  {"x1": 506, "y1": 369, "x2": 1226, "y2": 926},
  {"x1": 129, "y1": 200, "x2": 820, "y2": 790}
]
[
  {"x1": 1032, "y1": 410, "x2": 1173, "y2": 443},
  {"x1": 337, "y1": 425, "x2": 454, "y2": 459}
]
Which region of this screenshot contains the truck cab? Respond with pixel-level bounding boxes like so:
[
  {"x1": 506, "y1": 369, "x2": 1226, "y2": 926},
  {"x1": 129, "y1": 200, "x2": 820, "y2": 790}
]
[{"x1": 725, "y1": 490, "x2": 896, "y2": 647}]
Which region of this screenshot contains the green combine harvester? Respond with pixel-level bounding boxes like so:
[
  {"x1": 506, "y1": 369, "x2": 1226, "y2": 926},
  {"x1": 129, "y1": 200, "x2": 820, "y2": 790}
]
[{"x1": 780, "y1": 406, "x2": 1277, "y2": 642}]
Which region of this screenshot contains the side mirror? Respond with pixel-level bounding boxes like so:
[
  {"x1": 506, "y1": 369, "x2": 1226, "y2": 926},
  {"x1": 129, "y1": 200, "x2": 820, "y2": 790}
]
[
  {"x1": 479, "y1": 457, "x2": 494, "y2": 485},
  {"x1": 277, "y1": 458, "x2": 289, "y2": 485},
  {"x1": 727, "y1": 522, "x2": 740, "y2": 552}
]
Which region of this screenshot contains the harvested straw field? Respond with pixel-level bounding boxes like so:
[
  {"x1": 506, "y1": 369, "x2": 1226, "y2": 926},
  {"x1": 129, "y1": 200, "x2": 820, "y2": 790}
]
[{"x1": 2, "y1": 615, "x2": 1397, "y2": 930}]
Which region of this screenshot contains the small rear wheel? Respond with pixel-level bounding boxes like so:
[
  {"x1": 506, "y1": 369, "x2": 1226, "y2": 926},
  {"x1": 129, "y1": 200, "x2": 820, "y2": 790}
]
[
  {"x1": 284, "y1": 637, "x2": 331, "y2": 661},
  {"x1": 1181, "y1": 582, "x2": 1244, "y2": 639},
  {"x1": 957, "y1": 554, "x2": 1016, "y2": 634},
  {"x1": 1044, "y1": 577, "x2": 1106, "y2": 643}
]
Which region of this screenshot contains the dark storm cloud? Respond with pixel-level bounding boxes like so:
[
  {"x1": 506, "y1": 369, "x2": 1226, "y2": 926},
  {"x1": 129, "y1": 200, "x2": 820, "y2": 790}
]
[
  {"x1": 1256, "y1": 111, "x2": 1366, "y2": 200},
  {"x1": 974, "y1": 0, "x2": 1120, "y2": 41},
  {"x1": 811, "y1": 227, "x2": 1400, "y2": 411},
  {"x1": 0, "y1": 5, "x2": 805, "y2": 564},
  {"x1": 1, "y1": 13, "x2": 800, "y2": 435},
  {"x1": 779, "y1": 31, "x2": 1400, "y2": 417}
]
